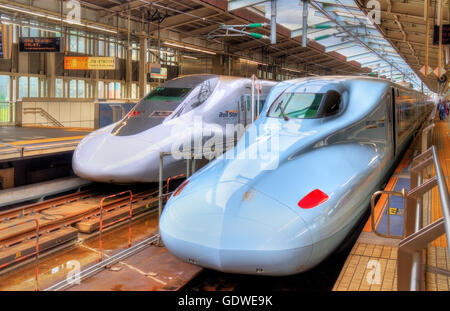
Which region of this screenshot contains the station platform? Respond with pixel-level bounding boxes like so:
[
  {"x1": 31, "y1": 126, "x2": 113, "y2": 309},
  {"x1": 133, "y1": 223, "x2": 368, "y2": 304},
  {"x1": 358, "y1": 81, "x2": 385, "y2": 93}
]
[
  {"x1": 333, "y1": 119, "x2": 450, "y2": 291},
  {"x1": 0, "y1": 127, "x2": 91, "y2": 161}
]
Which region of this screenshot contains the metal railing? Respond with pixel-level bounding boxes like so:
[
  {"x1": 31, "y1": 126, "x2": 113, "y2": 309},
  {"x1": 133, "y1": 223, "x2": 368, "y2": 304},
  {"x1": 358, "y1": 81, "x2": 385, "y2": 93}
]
[
  {"x1": 397, "y1": 145, "x2": 450, "y2": 290},
  {"x1": 98, "y1": 190, "x2": 133, "y2": 262},
  {"x1": 0, "y1": 218, "x2": 40, "y2": 291},
  {"x1": 371, "y1": 189, "x2": 407, "y2": 239},
  {"x1": 23, "y1": 107, "x2": 64, "y2": 127}
]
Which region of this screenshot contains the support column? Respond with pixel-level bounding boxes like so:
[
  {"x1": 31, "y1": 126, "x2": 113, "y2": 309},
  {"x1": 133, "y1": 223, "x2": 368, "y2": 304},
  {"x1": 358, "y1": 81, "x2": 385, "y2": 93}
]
[
  {"x1": 93, "y1": 34, "x2": 99, "y2": 99},
  {"x1": 46, "y1": 53, "x2": 56, "y2": 98},
  {"x1": 138, "y1": 32, "x2": 148, "y2": 99}
]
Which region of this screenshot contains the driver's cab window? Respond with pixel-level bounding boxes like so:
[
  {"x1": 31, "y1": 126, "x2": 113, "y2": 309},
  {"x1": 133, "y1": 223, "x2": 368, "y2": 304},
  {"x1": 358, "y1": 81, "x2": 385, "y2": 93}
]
[{"x1": 170, "y1": 77, "x2": 219, "y2": 118}]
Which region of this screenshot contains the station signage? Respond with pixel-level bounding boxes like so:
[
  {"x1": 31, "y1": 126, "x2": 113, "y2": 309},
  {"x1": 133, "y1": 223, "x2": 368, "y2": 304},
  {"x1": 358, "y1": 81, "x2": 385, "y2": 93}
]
[
  {"x1": 19, "y1": 37, "x2": 62, "y2": 53},
  {"x1": 147, "y1": 63, "x2": 167, "y2": 79},
  {"x1": 64, "y1": 57, "x2": 116, "y2": 70},
  {"x1": 433, "y1": 24, "x2": 450, "y2": 45}
]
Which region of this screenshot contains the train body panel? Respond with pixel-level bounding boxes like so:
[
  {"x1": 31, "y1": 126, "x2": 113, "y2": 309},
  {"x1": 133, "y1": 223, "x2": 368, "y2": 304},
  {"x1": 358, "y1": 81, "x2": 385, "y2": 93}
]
[
  {"x1": 73, "y1": 75, "x2": 276, "y2": 183},
  {"x1": 160, "y1": 76, "x2": 434, "y2": 275}
]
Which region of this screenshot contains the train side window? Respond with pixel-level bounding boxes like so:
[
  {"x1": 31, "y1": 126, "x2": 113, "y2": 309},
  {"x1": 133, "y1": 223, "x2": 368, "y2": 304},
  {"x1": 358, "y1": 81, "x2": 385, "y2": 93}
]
[{"x1": 320, "y1": 90, "x2": 341, "y2": 117}]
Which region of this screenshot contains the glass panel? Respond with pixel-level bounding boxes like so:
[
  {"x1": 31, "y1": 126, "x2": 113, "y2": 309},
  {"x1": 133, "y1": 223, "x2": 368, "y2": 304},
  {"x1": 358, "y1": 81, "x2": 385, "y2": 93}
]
[
  {"x1": 29, "y1": 77, "x2": 38, "y2": 97},
  {"x1": 40, "y1": 79, "x2": 45, "y2": 97},
  {"x1": 69, "y1": 34, "x2": 77, "y2": 52},
  {"x1": 268, "y1": 93, "x2": 324, "y2": 119},
  {"x1": 115, "y1": 82, "x2": 120, "y2": 99},
  {"x1": 21, "y1": 27, "x2": 29, "y2": 37},
  {"x1": 78, "y1": 80, "x2": 85, "y2": 98},
  {"x1": 55, "y1": 79, "x2": 63, "y2": 98},
  {"x1": 0, "y1": 75, "x2": 10, "y2": 102},
  {"x1": 18, "y1": 76, "x2": 27, "y2": 99},
  {"x1": 108, "y1": 82, "x2": 114, "y2": 99},
  {"x1": 98, "y1": 81, "x2": 104, "y2": 98},
  {"x1": 109, "y1": 43, "x2": 115, "y2": 57},
  {"x1": 30, "y1": 28, "x2": 39, "y2": 37},
  {"x1": 78, "y1": 36, "x2": 85, "y2": 53},
  {"x1": 69, "y1": 80, "x2": 77, "y2": 98},
  {"x1": 131, "y1": 84, "x2": 136, "y2": 99},
  {"x1": 98, "y1": 40, "x2": 104, "y2": 56}
]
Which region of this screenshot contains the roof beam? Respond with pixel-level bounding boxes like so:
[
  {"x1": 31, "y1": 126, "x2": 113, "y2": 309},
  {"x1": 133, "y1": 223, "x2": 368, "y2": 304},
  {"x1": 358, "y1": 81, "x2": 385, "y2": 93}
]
[{"x1": 228, "y1": 0, "x2": 268, "y2": 11}]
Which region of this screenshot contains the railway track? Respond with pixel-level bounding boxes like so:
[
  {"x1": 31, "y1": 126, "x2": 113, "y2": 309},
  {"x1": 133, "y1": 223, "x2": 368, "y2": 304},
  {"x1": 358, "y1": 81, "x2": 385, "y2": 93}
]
[{"x1": 0, "y1": 185, "x2": 165, "y2": 273}]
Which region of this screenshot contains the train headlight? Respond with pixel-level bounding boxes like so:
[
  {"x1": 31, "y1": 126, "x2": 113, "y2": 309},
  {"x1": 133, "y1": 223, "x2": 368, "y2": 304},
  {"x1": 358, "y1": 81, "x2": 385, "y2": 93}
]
[
  {"x1": 298, "y1": 189, "x2": 329, "y2": 209},
  {"x1": 173, "y1": 179, "x2": 190, "y2": 197}
]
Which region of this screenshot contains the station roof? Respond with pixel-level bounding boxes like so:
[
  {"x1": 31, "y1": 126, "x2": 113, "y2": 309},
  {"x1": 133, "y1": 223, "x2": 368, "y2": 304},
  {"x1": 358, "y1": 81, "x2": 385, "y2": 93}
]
[
  {"x1": 227, "y1": 0, "x2": 430, "y2": 91},
  {"x1": 0, "y1": 0, "x2": 439, "y2": 93},
  {"x1": 356, "y1": 0, "x2": 447, "y2": 94}
]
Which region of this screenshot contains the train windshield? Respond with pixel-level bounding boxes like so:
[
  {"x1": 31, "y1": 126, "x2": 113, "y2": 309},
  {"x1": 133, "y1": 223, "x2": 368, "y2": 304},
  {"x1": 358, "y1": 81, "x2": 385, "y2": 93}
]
[
  {"x1": 267, "y1": 90, "x2": 341, "y2": 119},
  {"x1": 111, "y1": 75, "x2": 219, "y2": 136},
  {"x1": 268, "y1": 93, "x2": 324, "y2": 119}
]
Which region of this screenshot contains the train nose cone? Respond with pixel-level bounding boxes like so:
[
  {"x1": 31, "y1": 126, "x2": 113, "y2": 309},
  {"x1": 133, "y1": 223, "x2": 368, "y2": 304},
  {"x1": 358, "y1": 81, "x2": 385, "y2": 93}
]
[
  {"x1": 73, "y1": 131, "x2": 160, "y2": 183},
  {"x1": 160, "y1": 181, "x2": 313, "y2": 275}
]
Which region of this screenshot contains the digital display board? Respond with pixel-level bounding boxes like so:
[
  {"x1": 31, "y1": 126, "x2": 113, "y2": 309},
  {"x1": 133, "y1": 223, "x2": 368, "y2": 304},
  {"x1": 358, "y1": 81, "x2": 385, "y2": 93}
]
[
  {"x1": 433, "y1": 25, "x2": 450, "y2": 45},
  {"x1": 19, "y1": 37, "x2": 62, "y2": 52}
]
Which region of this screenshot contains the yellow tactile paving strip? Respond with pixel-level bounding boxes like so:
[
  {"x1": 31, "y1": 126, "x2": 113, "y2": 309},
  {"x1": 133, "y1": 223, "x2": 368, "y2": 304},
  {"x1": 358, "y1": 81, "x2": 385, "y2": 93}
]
[
  {"x1": 333, "y1": 242, "x2": 398, "y2": 291},
  {"x1": 431, "y1": 120, "x2": 449, "y2": 247},
  {"x1": 426, "y1": 246, "x2": 450, "y2": 291},
  {"x1": 334, "y1": 118, "x2": 450, "y2": 291}
]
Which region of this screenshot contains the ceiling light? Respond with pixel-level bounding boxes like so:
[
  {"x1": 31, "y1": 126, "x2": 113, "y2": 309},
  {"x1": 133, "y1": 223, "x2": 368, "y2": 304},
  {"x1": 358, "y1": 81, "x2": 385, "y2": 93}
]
[
  {"x1": 164, "y1": 42, "x2": 216, "y2": 55},
  {"x1": 182, "y1": 55, "x2": 198, "y2": 60}
]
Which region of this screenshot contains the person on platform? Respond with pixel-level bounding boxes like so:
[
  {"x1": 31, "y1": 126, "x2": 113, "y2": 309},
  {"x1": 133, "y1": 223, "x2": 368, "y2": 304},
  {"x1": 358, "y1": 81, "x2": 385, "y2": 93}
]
[{"x1": 439, "y1": 99, "x2": 447, "y2": 120}]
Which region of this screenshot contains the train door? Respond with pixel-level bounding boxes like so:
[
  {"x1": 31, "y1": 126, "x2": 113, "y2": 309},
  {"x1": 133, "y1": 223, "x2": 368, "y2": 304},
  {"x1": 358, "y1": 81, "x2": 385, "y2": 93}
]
[
  {"x1": 390, "y1": 88, "x2": 397, "y2": 157},
  {"x1": 238, "y1": 93, "x2": 252, "y2": 127}
]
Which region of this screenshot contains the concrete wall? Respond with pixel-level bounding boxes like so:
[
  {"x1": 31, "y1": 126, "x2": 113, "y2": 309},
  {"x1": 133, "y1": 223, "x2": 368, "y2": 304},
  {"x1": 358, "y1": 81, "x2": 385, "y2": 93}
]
[{"x1": 17, "y1": 98, "x2": 95, "y2": 128}]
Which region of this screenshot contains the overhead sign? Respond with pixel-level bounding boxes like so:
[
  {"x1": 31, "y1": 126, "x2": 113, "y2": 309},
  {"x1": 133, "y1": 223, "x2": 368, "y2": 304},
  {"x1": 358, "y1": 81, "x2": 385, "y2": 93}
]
[
  {"x1": 147, "y1": 63, "x2": 167, "y2": 79},
  {"x1": 151, "y1": 67, "x2": 167, "y2": 79},
  {"x1": 19, "y1": 37, "x2": 62, "y2": 52},
  {"x1": 433, "y1": 24, "x2": 450, "y2": 45},
  {"x1": 64, "y1": 57, "x2": 116, "y2": 70}
]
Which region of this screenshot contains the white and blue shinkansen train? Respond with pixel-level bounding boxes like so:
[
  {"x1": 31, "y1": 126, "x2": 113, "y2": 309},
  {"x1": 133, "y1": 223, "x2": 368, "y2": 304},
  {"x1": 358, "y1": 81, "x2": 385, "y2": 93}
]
[
  {"x1": 72, "y1": 75, "x2": 275, "y2": 183},
  {"x1": 160, "y1": 76, "x2": 434, "y2": 276}
]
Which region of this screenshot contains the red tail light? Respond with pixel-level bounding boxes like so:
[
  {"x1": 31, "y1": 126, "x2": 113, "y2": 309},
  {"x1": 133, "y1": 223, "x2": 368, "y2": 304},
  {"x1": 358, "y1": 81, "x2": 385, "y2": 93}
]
[
  {"x1": 130, "y1": 111, "x2": 141, "y2": 117},
  {"x1": 298, "y1": 189, "x2": 329, "y2": 209},
  {"x1": 173, "y1": 179, "x2": 190, "y2": 197}
]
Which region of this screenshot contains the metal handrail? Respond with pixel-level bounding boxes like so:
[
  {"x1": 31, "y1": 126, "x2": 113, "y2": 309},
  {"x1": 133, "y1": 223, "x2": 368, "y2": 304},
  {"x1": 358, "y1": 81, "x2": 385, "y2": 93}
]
[
  {"x1": 371, "y1": 189, "x2": 407, "y2": 239},
  {"x1": 397, "y1": 145, "x2": 450, "y2": 290},
  {"x1": 0, "y1": 218, "x2": 40, "y2": 291},
  {"x1": 98, "y1": 190, "x2": 133, "y2": 262},
  {"x1": 421, "y1": 123, "x2": 435, "y2": 152}
]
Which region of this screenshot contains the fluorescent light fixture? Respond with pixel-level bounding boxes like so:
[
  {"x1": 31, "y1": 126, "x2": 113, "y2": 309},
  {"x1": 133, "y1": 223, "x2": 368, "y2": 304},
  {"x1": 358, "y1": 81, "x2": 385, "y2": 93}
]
[
  {"x1": 163, "y1": 42, "x2": 216, "y2": 55},
  {"x1": 0, "y1": 4, "x2": 117, "y2": 34},
  {"x1": 282, "y1": 67, "x2": 304, "y2": 74},
  {"x1": 148, "y1": 48, "x2": 174, "y2": 56},
  {"x1": 182, "y1": 55, "x2": 198, "y2": 60},
  {"x1": 239, "y1": 58, "x2": 266, "y2": 66}
]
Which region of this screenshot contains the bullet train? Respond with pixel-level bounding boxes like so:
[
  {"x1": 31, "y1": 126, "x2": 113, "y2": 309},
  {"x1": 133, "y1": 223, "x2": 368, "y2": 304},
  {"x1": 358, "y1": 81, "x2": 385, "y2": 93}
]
[
  {"x1": 72, "y1": 75, "x2": 276, "y2": 183},
  {"x1": 160, "y1": 76, "x2": 434, "y2": 276}
]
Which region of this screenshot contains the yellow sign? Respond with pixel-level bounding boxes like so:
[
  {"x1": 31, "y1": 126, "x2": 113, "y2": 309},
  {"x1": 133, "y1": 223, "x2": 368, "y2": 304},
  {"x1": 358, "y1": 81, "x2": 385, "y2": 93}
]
[{"x1": 64, "y1": 57, "x2": 116, "y2": 70}]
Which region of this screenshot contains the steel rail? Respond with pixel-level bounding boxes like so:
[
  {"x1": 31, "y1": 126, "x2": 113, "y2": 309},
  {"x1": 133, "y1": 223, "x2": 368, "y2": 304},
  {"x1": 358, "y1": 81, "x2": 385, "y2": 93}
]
[
  {"x1": 0, "y1": 190, "x2": 94, "y2": 221},
  {"x1": 0, "y1": 190, "x2": 158, "y2": 249},
  {"x1": 44, "y1": 233, "x2": 160, "y2": 291}
]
